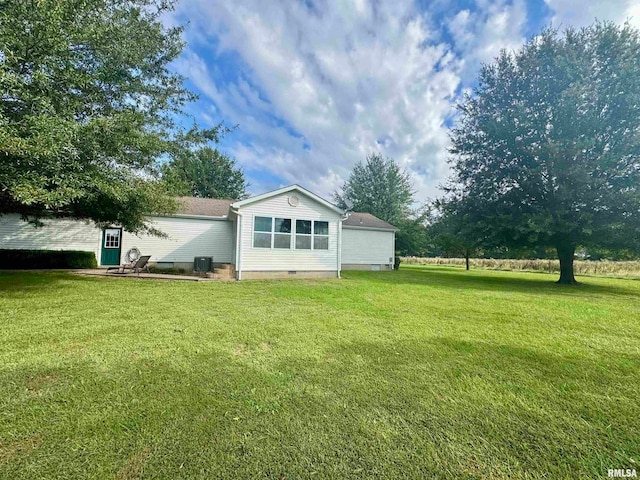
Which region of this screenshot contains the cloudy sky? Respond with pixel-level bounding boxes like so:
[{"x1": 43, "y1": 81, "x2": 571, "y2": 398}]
[{"x1": 165, "y1": 0, "x2": 639, "y2": 202}]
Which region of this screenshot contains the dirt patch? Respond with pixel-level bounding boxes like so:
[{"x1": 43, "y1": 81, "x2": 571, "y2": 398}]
[
  {"x1": 232, "y1": 344, "x2": 251, "y2": 357},
  {"x1": 116, "y1": 447, "x2": 152, "y2": 480},
  {"x1": 0, "y1": 434, "x2": 43, "y2": 466},
  {"x1": 25, "y1": 373, "x2": 61, "y2": 396}
]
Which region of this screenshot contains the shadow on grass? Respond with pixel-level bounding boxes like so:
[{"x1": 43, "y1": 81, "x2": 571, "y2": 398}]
[
  {"x1": 2, "y1": 333, "x2": 639, "y2": 478},
  {"x1": 0, "y1": 271, "x2": 82, "y2": 293},
  {"x1": 351, "y1": 266, "x2": 640, "y2": 298}
]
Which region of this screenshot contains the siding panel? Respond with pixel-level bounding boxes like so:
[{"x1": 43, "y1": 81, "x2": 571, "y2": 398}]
[
  {"x1": 0, "y1": 214, "x2": 100, "y2": 258},
  {"x1": 341, "y1": 228, "x2": 394, "y2": 266},
  {"x1": 121, "y1": 216, "x2": 234, "y2": 264},
  {"x1": 238, "y1": 192, "x2": 341, "y2": 272}
]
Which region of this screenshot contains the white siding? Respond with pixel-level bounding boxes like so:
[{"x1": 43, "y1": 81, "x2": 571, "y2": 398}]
[
  {"x1": 121, "y1": 216, "x2": 234, "y2": 264},
  {"x1": 341, "y1": 228, "x2": 395, "y2": 265},
  {"x1": 238, "y1": 192, "x2": 341, "y2": 273},
  {"x1": 0, "y1": 214, "x2": 100, "y2": 258}
]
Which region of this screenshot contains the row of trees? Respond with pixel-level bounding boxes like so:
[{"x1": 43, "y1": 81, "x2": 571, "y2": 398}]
[{"x1": 337, "y1": 22, "x2": 640, "y2": 284}]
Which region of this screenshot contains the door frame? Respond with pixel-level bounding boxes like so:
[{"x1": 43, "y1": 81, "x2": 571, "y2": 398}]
[{"x1": 101, "y1": 227, "x2": 123, "y2": 266}]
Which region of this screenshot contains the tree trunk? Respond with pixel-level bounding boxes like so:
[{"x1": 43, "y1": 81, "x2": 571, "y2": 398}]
[
  {"x1": 556, "y1": 243, "x2": 578, "y2": 285},
  {"x1": 465, "y1": 249, "x2": 470, "y2": 271}
]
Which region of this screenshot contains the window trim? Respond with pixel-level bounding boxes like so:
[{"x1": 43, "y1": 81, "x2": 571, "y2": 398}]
[
  {"x1": 252, "y1": 216, "x2": 293, "y2": 249},
  {"x1": 252, "y1": 216, "x2": 331, "y2": 251},
  {"x1": 313, "y1": 220, "x2": 330, "y2": 250},
  {"x1": 252, "y1": 216, "x2": 274, "y2": 249}
]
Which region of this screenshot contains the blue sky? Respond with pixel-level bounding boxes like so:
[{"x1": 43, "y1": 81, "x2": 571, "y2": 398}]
[{"x1": 164, "y1": 0, "x2": 639, "y2": 202}]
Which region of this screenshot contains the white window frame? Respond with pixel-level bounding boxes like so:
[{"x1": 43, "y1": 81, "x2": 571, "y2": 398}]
[
  {"x1": 293, "y1": 219, "x2": 330, "y2": 251},
  {"x1": 273, "y1": 217, "x2": 292, "y2": 249},
  {"x1": 252, "y1": 216, "x2": 292, "y2": 249},
  {"x1": 252, "y1": 216, "x2": 273, "y2": 249},
  {"x1": 104, "y1": 228, "x2": 121, "y2": 248},
  {"x1": 313, "y1": 220, "x2": 329, "y2": 250},
  {"x1": 294, "y1": 219, "x2": 312, "y2": 250}
]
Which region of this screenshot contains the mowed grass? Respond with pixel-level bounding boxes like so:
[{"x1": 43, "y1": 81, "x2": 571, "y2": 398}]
[{"x1": 1, "y1": 266, "x2": 639, "y2": 479}]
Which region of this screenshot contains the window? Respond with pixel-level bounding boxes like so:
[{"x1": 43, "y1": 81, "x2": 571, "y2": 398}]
[
  {"x1": 253, "y1": 216, "x2": 330, "y2": 251},
  {"x1": 253, "y1": 216, "x2": 292, "y2": 248},
  {"x1": 253, "y1": 216, "x2": 272, "y2": 248},
  {"x1": 104, "y1": 228, "x2": 120, "y2": 248},
  {"x1": 295, "y1": 220, "x2": 312, "y2": 249},
  {"x1": 274, "y1": 218, "x2": 291, "y2": 249},
  {"x1": 314, "y1": 221, "x2": 329, "y2": 250}
]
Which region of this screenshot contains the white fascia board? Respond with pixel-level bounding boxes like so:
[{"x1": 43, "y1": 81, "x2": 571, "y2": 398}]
[
  {"x1": 154, "y1": 214, "x2": 230, "y2": 221},
  {"x1": 342, "y1": 225, "x2": 397, "y2": 232}
]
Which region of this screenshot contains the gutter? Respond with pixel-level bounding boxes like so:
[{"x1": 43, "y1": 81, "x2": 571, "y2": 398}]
[
  {"x1": 342, "y1": 225, "x2": 397, "y2": 232},
  {"x1": 153, "y1": 213, "x2": 230, "y2": 221},
  {"x1": 231, "y1": 207, "x2": 242, "y2": 280}
]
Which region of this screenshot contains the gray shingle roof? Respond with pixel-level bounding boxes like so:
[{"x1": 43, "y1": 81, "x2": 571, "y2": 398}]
[
  {"x1": 343, "y1": 212, "x2": 396, "y2": 230},
  {"x1": 176, "y1": 197, "x2": 233, "y2": 217}
]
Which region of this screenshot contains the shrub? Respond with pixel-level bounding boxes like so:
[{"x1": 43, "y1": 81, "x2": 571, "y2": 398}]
[
  {"x1": 0, "y1": 249, "x2": 97, "y2": 269},
  {"x1": 147, "y1": 266, "x2": 189, "y2": 275},
  {"x1": 394, "y1": 256, "x2": 401, "y2": 270}
]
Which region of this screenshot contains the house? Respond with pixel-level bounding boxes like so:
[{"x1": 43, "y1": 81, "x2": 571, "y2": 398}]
[{"x1": 0, "y1": 185, "x2": 397, "y2": 280}]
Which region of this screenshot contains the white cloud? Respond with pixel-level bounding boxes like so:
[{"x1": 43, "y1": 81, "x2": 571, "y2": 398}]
[
  {"x1": 545, "y1": 0, "x2": 640, "y2": 29},
  {"x1": 167, "y1": 0, "x2": 531, "y2": 201}
]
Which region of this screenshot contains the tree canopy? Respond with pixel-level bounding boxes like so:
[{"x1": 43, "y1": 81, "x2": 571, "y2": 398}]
[
  {"x1": 162, "y1": 147, "x2": 249, "y2": 200},
  {"x1": 0, "y1": 0, "x2": 222, "y2": 234},
  {"x1": 334, "y1": 153, "x2": 414, "y2": 225},
  {"x1": 445, "y1": 22, "x2": 640, "y2": 284}
]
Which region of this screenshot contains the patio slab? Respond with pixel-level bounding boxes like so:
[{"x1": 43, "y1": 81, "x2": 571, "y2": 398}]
[{"x1": 75, "y1": 269, "x2": 233, "y2": 281}]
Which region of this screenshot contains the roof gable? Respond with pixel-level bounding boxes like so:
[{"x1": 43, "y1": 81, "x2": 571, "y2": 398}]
[{"x1": 231, "y1": 185, "x2": 344, "y2": 214}]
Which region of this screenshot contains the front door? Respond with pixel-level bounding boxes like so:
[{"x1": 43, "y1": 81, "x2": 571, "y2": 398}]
[{"x1": 101, "y1": 228, "x2": 122, "y2": 266}]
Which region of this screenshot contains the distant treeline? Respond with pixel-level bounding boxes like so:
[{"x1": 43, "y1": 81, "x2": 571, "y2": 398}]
[{"x1": 402, "y1": 257, "x2": 640, "y2": 278}]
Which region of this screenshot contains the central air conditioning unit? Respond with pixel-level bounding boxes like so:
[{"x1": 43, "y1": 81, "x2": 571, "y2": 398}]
[{"x1": 194, "y1": 256, "x2": 213, "y2": 272}]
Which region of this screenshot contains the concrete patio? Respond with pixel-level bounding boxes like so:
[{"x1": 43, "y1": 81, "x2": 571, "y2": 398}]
[{"x1": 75, "y1": 269, "x2": 234, "y2": 281}]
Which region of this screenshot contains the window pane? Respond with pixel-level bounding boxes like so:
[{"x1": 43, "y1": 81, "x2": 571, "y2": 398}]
[
  {"x1": 296, "y1": 220, "x2": 311, "y2": 235},
  {"x1": 314, "y1": 221, "x2": 329, "y2": 235},
  {"x1": 295, "y1": 235, "x2": 311, "y2": 249},
  {"x1": 253, "y1": 232, "x2": 271, "y2": 248},
  {"x1": 314, "y1": 236, "x2": 329, "y2": 250},
  {"x1": 274, "y1": 233, "x2": 291, "y2": 249},
  {"x1": 254, "y1": 216, "x2": 272, "y2": 232},
  {"x1": 275, "y1": 218, "x2": 291, "y2": 233}
]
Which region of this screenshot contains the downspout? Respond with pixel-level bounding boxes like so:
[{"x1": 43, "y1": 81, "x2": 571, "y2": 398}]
[
  {"x1": 338, "y1": 212, "x2": 349, "y2": 279},
  {"x1": 231, "y1": 208, "x2": 243, "y2": 281}
]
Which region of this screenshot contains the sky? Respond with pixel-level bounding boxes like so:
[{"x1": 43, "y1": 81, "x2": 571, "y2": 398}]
[{"x1": 164, "y1": 0, "x2": 640, "y2": 202}]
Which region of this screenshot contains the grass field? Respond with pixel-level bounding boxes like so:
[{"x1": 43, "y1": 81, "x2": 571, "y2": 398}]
[
  {"x1": 402, "y1": 256, "x2": 640, "y2": 279},
  {"x1": 1, "y1": 266, "x2": 639, "y2": 479}
]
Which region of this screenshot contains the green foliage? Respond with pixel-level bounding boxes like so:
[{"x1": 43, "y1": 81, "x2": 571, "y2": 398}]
[
  {"x1": 394, "y1": 207, "x2": 431, "y2": 256},
  {"x1": 446, "y1": 22, "x2": 640, "y2": 283},
  {"x1": 393, "y1": 255, "x2": 401, "y2": 270},
  {"x1": 162, "y1": 147, "x2": 249, "y2": 200},
  {"x1": 0, "y1": 0, "x2": 225, "y2": 233},
  {"x1": 0, "y1": 249, "x2": 97, "y2": 269},
  {"x1": 334, "y1": 153, "x2": 414, "y2": 225}
]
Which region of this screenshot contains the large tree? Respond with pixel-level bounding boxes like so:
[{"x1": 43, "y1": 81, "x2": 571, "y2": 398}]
[
  {"x1": 0, "y1": 0, "x2": 222, "y2": 234},
  {"x1": 334, "y1": 153, "x2": 414, "y2": 225},
  {"x1": 446, "y1": 22, "x2": 640, "y2": 284},
  {"x1": 163, "y1": 147, "x2": 249, "y2": 200}
]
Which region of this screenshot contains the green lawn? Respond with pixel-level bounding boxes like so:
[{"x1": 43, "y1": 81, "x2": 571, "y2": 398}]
[{"x1": 1, "y1": 266, "x2": 639, "y2": 479}]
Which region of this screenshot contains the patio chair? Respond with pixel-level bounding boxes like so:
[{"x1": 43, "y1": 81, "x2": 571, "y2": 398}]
[{"x1": 106, "y1": 255, "x2": 151, "y2": 275}]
